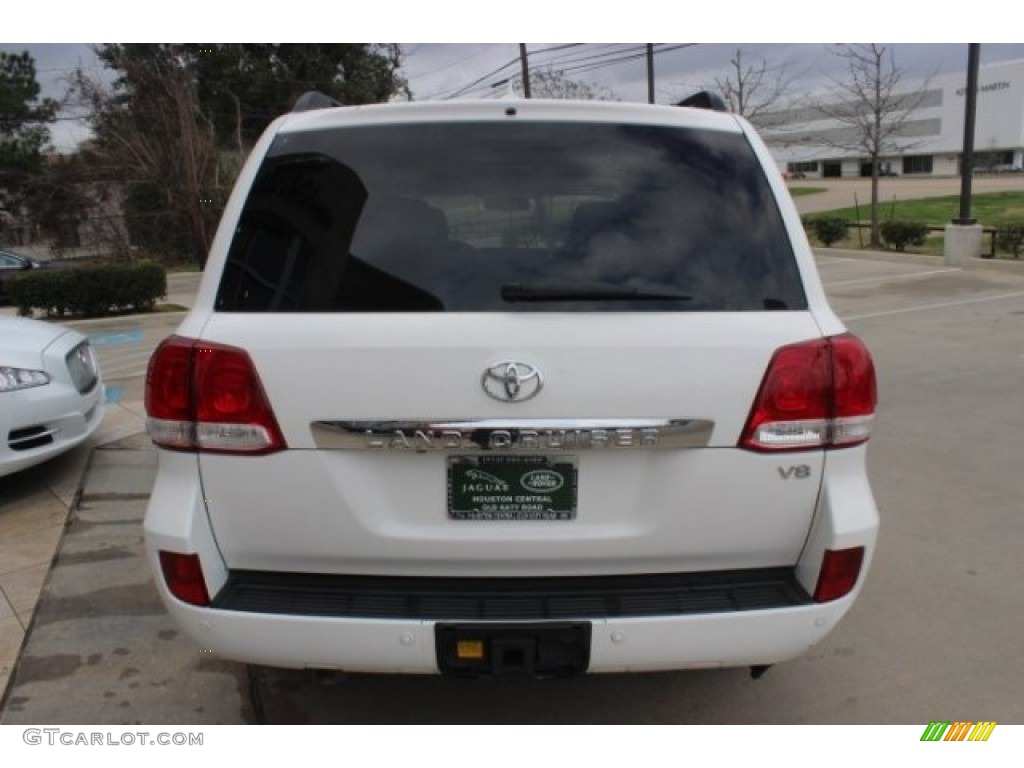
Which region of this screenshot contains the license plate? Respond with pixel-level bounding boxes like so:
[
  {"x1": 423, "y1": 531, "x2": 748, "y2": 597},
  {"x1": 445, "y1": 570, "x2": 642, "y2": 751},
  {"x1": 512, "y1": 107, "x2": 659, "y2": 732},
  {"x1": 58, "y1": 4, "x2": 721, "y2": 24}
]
[{"x1": 447, "y1": 456, "x2": 578, "y2": 521}]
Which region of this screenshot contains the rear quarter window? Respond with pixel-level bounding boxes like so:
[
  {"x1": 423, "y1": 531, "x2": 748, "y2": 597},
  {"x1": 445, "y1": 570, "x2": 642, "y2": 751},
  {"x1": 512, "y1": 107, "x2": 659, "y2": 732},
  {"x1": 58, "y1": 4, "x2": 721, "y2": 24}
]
[{"x1": 215, "y1": 120, "x2": 806, "y2": 313}]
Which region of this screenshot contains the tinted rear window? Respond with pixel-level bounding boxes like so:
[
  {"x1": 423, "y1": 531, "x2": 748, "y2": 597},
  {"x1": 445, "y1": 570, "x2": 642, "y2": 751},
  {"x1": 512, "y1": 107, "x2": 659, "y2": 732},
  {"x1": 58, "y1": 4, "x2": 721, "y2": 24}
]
[{"x1": 216, "y1": 121, "x2": 806, "y2": 312}]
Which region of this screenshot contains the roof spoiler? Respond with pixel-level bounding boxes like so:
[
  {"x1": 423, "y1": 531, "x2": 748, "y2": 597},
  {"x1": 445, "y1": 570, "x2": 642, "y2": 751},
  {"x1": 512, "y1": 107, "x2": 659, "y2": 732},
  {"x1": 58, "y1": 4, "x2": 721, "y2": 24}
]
[
  {"x1": 292, "y1": 91, "x2": 343, "y2": 113},
  {"x1": 675, "y1": 90, "x2": 728, "y2": 112}
]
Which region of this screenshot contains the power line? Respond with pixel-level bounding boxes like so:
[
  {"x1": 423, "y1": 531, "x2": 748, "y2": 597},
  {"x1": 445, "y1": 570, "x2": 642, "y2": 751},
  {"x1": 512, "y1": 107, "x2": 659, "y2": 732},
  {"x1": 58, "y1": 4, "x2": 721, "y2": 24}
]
[
  {"x1": 430, "y1": 44, "x2": 699, "y2": 100},
  {"x1": 426, "y1": 44, "x2": 586, "y2": 100},
  {"x1": 402, "y1": 46, "x2": 493, "y2": 80},
  {"x1": 559, "y1": 44, "x2": 697, "y2": 76},
  {"x1": 434, "y1": 54, "x2": 521, "y2": 100},
  {"x1": 529, "y1": 44, "x2": 643, "y2": 71}
]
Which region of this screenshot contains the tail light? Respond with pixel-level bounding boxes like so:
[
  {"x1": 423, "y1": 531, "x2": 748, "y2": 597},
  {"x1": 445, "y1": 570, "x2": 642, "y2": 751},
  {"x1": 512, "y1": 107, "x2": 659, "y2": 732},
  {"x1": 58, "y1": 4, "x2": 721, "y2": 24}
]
[
  {"x1": 813, "y1": 547, "x2": 865, "y2": 602},
  {"x1": 740, "y1": 333, "x2": 876, "y2": 452},
  {"x1": 145, "y1": 336, "x2": 285, "y2": 454},
  {"x1": 158, "y1": 551, "x2": 211, "y2": 606}
]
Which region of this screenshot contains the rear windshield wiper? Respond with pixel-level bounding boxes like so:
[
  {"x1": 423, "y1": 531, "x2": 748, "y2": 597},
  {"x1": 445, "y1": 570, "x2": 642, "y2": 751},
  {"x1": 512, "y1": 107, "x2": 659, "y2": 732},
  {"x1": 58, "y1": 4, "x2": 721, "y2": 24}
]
[{"x1": 501, "y1": 284, "x2": 692, "y2": 303}]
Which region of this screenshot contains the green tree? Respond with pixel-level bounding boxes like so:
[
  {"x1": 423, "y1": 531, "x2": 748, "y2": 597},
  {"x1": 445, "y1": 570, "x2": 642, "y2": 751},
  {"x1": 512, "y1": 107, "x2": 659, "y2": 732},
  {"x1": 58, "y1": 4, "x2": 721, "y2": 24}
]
[
  {"x1": 0, "y1": 50, "x2": 57, "y2": 215},
  {"x1": 71, "y1": 44, "x2": 406, "y2": 265},
  {"x1": 189, "y1": 44, "x2": 406, "y2": 149},
  {"x1": 69, "y1": 45, "x2": 220, "y2": 264},
  {"x1": 22, "y1": 155, "x2": 92, "y2": 250}
]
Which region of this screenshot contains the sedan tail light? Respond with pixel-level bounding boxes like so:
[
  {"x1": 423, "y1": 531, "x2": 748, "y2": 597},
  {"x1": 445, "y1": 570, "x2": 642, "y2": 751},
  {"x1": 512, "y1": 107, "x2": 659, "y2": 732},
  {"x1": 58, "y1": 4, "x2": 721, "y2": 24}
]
[
  {"x1": 146, "y1": 336, "x2": 285, "y2": 454},
  {"x1": 740, "y1": 333, "x2": 876, "y2": 452}
]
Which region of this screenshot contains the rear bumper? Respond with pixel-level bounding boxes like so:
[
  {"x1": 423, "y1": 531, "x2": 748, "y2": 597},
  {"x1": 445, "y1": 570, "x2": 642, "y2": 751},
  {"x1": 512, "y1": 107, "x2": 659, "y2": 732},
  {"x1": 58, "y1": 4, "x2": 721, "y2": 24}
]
[
  {"x1": 211, "y1": 568, "x2": 812, "y2": 618},
  {"x1": 143, "y1": 445, "x2": 879, "y2": 673},
  {"x1": 148, "y1": 575, "x2": 857, "y2": 674}
]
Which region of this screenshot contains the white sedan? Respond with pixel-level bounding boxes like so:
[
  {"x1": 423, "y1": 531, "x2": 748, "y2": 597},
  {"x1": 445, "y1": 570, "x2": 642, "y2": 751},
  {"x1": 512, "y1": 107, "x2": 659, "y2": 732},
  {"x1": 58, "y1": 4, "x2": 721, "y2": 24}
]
[{"x1": 0, "y1": 316, "x2": 104, "y2": 478}]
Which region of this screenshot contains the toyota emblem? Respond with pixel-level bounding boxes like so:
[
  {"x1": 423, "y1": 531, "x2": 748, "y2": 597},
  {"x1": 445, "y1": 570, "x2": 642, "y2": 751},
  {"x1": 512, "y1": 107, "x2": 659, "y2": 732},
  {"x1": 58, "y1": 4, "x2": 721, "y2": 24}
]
[{"x1": 481, "y1": 361, "x2": 543, "y2": 402}]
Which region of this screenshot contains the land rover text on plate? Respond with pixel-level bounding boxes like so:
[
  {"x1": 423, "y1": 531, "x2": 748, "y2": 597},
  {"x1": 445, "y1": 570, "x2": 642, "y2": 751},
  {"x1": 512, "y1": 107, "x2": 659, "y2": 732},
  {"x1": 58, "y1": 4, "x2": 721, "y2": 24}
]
[{"x1": 144, "y1": 94, "x2": 878, "y2": 678}]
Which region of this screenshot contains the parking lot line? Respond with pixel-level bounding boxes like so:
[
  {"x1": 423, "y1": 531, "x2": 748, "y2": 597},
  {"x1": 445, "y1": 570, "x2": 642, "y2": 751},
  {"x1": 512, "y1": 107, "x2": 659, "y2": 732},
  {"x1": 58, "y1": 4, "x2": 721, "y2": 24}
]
[
  {"x1": 845, "y1": 290, "x2": 1024, "y2": 320},
  {"x1": 824, "y1": 268, "x2": 962, "y2": 288},
  {"x1": 816, "y1": 255, "x2": 859, "y2": 263}
]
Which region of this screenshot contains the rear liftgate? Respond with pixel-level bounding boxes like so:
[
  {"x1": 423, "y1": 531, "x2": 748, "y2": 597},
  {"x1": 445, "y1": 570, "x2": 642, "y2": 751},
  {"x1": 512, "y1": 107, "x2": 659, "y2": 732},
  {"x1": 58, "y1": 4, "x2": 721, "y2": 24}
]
[{"x1": 436, "y1": 623, "x2": 591, "y2": 678}]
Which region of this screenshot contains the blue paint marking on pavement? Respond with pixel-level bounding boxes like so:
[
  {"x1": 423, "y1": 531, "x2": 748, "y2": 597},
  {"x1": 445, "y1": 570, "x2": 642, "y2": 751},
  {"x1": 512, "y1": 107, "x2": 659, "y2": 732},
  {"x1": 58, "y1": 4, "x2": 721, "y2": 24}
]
[
  {"x1": 89, "y1": 329, "x2": 144, "y2": 346},
  {"x1": 104, "y1": 385, "x2": 124, "y2": 405}
]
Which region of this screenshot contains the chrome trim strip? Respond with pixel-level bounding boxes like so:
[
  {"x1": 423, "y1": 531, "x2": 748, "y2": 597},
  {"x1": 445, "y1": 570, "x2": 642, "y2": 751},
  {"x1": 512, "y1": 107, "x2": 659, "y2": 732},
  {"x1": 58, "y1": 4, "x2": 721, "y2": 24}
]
[{"x1": 310, "y1": 419, "x2": 715, "y2": 452}]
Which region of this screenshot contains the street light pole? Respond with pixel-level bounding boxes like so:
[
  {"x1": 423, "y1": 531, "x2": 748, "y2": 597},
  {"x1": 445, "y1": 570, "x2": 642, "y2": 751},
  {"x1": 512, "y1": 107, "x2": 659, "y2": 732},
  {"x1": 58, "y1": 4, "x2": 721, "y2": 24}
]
[
  {"x1": 944, "y1": 43, "x2": 983, "y2": 264},
  {"x1": 955, "y1": 43, "x2": 980, "y2": 226}
]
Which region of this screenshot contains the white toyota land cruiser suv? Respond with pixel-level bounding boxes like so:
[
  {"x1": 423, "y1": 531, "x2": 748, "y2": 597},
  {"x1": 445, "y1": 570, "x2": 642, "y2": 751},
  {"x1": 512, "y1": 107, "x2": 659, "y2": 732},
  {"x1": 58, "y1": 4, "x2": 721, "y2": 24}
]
[{"x1": 144, "y1": 93, "x2": 878, "y2": 678}]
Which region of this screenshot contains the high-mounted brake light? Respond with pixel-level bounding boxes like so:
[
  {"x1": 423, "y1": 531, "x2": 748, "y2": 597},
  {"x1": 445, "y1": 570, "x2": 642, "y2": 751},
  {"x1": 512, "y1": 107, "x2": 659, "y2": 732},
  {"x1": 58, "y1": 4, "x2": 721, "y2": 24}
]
[
  {"x1": 740, "y1": 333, "x2": 876, "y2": 452},
  {"x1": 145, "y1": 336, "x2": 285, "y2": 454}
]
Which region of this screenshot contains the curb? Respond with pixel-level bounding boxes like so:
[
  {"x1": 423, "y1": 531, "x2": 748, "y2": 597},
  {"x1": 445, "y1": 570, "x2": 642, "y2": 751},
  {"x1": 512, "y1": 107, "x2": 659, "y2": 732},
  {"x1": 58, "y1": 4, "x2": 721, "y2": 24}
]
[
  {"x1": 815, "y1": 247, "x2": 1024, "y2": 273},
  {"x1": 62, "y1": 310, "x2": 188, "y2": 329},
  {"x1": 0, "y1": 443, "x2": 96, "y2": 713}
]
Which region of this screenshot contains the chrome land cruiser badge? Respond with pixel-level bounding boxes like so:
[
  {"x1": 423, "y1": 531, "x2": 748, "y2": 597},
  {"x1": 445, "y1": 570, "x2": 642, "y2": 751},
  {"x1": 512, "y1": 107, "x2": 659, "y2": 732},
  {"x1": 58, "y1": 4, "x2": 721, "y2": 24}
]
[
  {"x1": 481, "y1": 361, "x2": 543, "y2": 402},
  {"x1": 309, "y1": 419, "x2": 716, "y2": 452}
]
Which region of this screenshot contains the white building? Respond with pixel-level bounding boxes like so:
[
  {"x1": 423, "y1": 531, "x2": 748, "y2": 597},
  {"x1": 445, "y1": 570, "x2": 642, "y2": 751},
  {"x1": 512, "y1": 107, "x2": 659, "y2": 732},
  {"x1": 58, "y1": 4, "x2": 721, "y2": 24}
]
[{"x1": 762, "y1": 59, "x2": 1024, "y2": 178}]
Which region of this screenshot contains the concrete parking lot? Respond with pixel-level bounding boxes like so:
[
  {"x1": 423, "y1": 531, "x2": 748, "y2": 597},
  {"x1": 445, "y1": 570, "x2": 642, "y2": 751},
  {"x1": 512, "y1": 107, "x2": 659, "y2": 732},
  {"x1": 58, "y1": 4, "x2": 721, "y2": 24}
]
[{"x1": 1, "y1": 250, "x2": 1023, "y2": 723}]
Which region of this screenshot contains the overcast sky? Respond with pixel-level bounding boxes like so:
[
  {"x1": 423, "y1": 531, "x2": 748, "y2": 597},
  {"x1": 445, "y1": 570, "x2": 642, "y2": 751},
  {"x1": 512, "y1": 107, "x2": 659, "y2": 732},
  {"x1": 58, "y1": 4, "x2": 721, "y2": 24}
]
[
  {"x1": 6, "y1": 42, "x2": 1024, "y2": 151},
  {"x1": 404, "y1": 43, "x2": 1024, "y2": 101}
]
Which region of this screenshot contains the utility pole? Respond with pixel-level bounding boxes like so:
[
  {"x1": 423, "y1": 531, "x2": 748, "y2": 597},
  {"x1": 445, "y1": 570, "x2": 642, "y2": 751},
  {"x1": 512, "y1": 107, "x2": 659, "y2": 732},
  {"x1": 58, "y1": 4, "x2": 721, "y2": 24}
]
[
  {"x1": 646, "y1": 44, "x2": 655, "y2": 104},
  {"x1": 519, "y1": 44, "x2": 531, "y2": 99}
]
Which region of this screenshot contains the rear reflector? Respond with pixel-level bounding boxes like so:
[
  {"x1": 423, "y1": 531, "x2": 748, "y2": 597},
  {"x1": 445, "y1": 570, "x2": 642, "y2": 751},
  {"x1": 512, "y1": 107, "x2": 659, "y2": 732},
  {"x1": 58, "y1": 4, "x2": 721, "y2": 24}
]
[
  {"x1": 813, "y1": 547, "x2": 865, "y2": 602},
  {"x1": 145, "y1": 336, "x2": 285, "y2": 454},
  {"x1": 158, "y1": 551, "x2": 211, "y2": 607},
  {"x1": 740, "y1": 333, "x2": 876, "y2": 452}
]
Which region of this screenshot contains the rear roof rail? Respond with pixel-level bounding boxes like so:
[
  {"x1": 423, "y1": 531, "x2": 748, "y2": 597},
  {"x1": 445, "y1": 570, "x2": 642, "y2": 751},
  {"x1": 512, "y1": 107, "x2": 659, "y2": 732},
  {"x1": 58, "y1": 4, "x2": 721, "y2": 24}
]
[
  {"x1": 675, "y1": 91, "x2": 729, "y2": 113},
  {"x1": 292, "y1": 91, "x2": 343, "y2": 113}
]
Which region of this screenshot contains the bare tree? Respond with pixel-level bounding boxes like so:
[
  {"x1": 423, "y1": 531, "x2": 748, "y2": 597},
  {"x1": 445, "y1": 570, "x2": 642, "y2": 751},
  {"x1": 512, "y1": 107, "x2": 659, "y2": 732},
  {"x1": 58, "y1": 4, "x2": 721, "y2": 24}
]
[
  {"x1": 515, "y1": 68, "x2": 618, "y2": 101},
  {"x1": 814, "y1": 44, "x2": 928, "y2": 247},
  {"x1": 66, "y1": 44, "x2": 406, "y2": 265},
  {"x1": 714, "y1": 48, "x2": 794, "y2": 128},
  {"x1": 67, "y1": 47, "x2": 221, "y2": 265}
]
